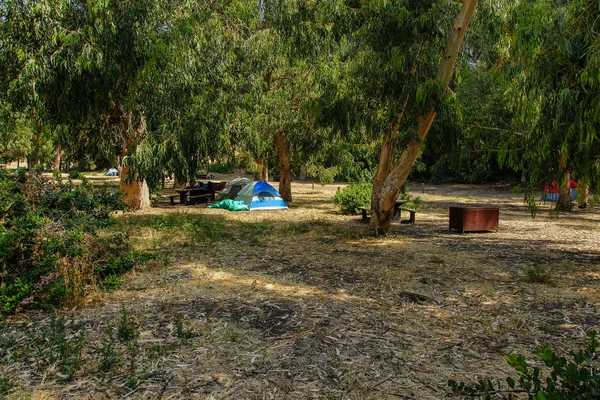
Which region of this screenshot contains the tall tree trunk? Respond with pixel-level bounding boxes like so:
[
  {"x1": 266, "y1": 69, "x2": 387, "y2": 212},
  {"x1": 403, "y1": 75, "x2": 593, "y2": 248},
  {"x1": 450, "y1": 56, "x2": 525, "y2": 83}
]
[
  {"x1": 118, "y1": 107, "x2": 151, "y2": 210},
  {"x1": 53, "y1": 148, "x2": 62, "y2": 171},
  {"x1": 370, "y1": 0, "x2": 478, "y2": 235},
  {"x1": 274, "y1": 130, "x2": 292, "y2": 203},
  {"x1": 263, "y1": 153, "x2": 269, "y2": 182},
  {"x1": 577, "y1": 179, "x2": 590, "y2": 208},
  {"x1": 557, "y1": 156, "x2": 572, "y2": 212},
  {"x1": 255, "y1": 154, "x2": 265, "y2": 181},
  {"x1": 558, "y1": 171, "x2": 572, "y2": 211},
  {"x1": 119, "y1": 165, "x2": 151, "y2": 210}
]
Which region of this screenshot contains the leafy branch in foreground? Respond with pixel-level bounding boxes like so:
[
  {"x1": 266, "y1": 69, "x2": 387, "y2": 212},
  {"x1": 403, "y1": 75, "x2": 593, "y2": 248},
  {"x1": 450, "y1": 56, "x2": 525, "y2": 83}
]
[{"x1": 449, "y1": 330, "x2": 600, "y2": 399}]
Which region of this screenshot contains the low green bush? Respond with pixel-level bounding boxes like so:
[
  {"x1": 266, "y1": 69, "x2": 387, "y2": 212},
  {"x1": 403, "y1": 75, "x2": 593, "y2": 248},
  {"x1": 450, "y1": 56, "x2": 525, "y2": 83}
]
[
  {"x1": 208, "y1": 162, "x2": 232, "y2": 174},
  {"x1": 449, "y1": 330, "x2": 600, "y2": 399},
  {"x1": 68, "y1": 169, "x2": 83, "y2": 179},
  {"x1": 333, "y1": 182, "x2": 372, "y2": 214},
  {"x1": 0, "y1": 169, "x2": 150, "y2": 314}
]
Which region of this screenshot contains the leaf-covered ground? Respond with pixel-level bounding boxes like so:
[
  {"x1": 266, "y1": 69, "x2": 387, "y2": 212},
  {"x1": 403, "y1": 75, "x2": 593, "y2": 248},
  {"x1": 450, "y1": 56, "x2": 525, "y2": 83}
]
[{"x1": 2, "y1": 180, "x2": 599, "y2": 399}]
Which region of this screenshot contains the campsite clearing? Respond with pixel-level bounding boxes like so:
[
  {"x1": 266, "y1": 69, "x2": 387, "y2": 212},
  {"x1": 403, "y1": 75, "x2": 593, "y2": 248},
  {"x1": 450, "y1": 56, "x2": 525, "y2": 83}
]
[{"x1": 2, "y1": 181, "x2": 600, "y2": 399}]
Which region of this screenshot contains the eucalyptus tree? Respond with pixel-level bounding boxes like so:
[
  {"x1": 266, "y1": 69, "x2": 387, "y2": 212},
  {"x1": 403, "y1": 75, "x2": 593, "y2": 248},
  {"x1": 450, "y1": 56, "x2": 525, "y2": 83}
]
[
  {"x1": 322, "y1": 0, "x2": 478, "y2": 234},
  {"x1": 240, "y1": 0, "x2": 334, "y2": 203},
  {"x1": 506, "y1": 0, "x2": 600, "y2": 211},
  {"x1": 130, "y1": 1, "x2": 244, "y2": 190},
  {"x1": 1, "y1": 0, "x2": 184, "y2": 209}
]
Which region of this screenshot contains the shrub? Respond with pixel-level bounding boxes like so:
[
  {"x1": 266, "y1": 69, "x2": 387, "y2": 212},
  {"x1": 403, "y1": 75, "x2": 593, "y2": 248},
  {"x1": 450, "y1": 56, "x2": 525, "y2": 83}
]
[
  {"x1": 307, "y1": 163, "x2": 339, "y2": 186},
  {"x1": 68, "y1": 169, "x2": 83, "y2": 179},
  {"x1": 208, "y1": 162, "x2": 232, "y2": 174},
  {"x1": 0, "y1": 169, "x2": 148, "y2": 314},
  {"x1": 449, "y1": 330, "x2": 600, "y2": 399},
  {"x1": 333, "y1": 182, "x2": 372, "y2": 214}
]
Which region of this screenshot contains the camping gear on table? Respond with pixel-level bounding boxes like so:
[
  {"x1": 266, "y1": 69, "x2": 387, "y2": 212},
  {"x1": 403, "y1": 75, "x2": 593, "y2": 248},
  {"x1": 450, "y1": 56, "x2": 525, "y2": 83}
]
[
  {"x1": 207, "y1": 199, "x2": 250, "y2": 211},
  {"x1": 216, "y1": 178, "x2": 252, "y2": 201},
  {"x1": 234, "y1": 180, "x2": 288, "y2": 211},
  {"x1": 104, "y1": 168, "x2": 118, "y2": 176}
]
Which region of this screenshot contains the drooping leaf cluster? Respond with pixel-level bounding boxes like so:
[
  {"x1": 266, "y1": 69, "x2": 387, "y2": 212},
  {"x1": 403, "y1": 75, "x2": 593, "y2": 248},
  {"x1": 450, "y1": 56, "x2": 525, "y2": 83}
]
[{"x1": 506, "y1": 0, "x2": 600, "y2": 195}]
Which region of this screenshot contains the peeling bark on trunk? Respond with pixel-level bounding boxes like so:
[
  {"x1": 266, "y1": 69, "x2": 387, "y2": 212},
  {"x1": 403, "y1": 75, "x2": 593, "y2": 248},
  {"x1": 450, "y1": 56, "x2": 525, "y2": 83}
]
[
  {"x1": 274, "y1": 130, "x2": 292, "y2": 203},
  {"x1": 119, "y1": 165, "x2": 151, "y2": 210},
  {"x1": 118, "y1": 108, "x2": 150, "y2": 210},
  {"x1": 370, "y1": 0, "x2": 478, "y2": 235}
]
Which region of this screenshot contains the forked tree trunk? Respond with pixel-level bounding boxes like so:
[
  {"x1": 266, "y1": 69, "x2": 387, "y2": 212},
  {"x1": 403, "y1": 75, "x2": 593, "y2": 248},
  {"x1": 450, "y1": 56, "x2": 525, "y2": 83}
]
[
  {"x1": 274, "y1": 130, "x2": 292, "y2": 203},
  {"x1": 173, "y1": 176, "x2": 185, "y2": 189},
  {"x1": 370, "y1": 0, "x2": 478, "y2": 235}
]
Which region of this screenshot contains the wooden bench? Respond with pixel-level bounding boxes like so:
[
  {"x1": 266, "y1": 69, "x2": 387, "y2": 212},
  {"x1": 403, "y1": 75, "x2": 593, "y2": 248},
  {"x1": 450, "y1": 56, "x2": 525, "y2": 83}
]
[
  {"x1": 397, "y1": 206, "x2": 416, "y2": 224},
  {"x1": 360, "y1": 205, "x2": 417, "y2": 224},
  {"x1": 360, "y1": 207, "x2": 370, "y2": 222},
  {"x1": 168, "y1": 195, "x2": 178, "y2": 204}
]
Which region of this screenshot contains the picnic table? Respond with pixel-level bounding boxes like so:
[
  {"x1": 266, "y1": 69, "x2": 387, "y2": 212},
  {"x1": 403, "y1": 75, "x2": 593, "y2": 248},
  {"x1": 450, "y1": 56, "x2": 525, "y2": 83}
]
[{"x1": 169, "y1": 181, "x2": 228, "y2": 205}]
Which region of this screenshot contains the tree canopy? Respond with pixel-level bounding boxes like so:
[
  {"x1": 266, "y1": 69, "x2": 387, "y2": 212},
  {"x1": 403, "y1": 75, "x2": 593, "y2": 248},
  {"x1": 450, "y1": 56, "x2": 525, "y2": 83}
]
[{"x1": 1, "y1": 0, "x2": 599, "y2": 215}]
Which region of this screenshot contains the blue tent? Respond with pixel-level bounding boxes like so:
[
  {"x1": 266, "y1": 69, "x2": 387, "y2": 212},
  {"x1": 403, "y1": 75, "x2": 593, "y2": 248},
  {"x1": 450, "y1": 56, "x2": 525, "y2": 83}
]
[{"x1": 234, "y1": 181, "x2": 288, "y2": 211}]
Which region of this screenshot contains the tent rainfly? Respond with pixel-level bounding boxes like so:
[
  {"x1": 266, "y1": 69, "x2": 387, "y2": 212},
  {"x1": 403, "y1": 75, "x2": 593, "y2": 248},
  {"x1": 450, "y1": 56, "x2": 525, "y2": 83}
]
[{"x1": 234, "y1": 181, "x2": 288, "y2": 211}]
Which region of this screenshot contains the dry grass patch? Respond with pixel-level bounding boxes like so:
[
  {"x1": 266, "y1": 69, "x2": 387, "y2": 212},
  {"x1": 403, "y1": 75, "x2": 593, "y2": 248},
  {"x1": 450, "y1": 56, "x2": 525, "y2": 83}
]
[{"x1": 1, "y1": 181, "x2": 600, "y2": 399}]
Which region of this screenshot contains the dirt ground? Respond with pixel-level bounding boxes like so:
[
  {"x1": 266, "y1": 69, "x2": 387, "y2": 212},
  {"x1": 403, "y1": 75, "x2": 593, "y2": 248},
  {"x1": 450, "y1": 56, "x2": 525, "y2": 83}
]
[{"x1": 2, "y1": 179, "x2": 600, "y2": 399}]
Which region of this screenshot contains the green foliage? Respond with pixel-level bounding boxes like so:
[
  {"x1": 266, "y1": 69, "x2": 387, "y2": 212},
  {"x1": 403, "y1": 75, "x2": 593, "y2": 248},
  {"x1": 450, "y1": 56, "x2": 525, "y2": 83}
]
[
  {"x1": 208, "y1": 163, "x2": 233, "y2": 174},
  {"x1": 26, "y1": 315, "x2": 86, "y2": 382},
  {"x1": 525, "y1": 266, "x2": 554, "y2": 285},
  {"x1": 117, "y1": 305, "x2": 138, "y2": 343},
  {"x1": 307, "y1": 163, "x2": 339, "y2": 186},
  {"x1": 101, "y1": 275, "x2": 121, "y2": 292},
  {"x1": 449, "y1": 330, "x2": 600, "y2": 399},
  {"x1": 0, "y1": 170, "x2": 147, "y2": 314},
  {"x1": 333, "y1": 182, "x2": 372, "y2": 215},
  {"x1": 93, "y1": 329, "x2": 118, "y2": 374},
  {"x1": 0, "y1": 376, "x2": 14, "y2": 396},
  {"x1": 174, "y1": 313, "x2": 195, "y2": 341},
  {"x1": 68, "y1": 169, "x2": 83, "y2": 180}
]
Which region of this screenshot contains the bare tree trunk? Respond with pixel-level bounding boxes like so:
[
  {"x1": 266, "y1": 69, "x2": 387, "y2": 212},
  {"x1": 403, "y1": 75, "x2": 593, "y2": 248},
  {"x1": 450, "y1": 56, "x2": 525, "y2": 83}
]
[
  {"x1": 254, "y1": 154, "x2": 265, "y2": 181},
  {"x1": 578, "y1": 180, "x2": 590, "y2": 208},
  {"x1": 118, "y1": 108, "x2": 151, "y2": 210},
  {"x1": 558, "y1": 171, "x2": 573, "y2": 211},
  {"x1": 53, "y1": 148, "x2": 62, "y2": 171},
  {"x1": 370, "y1": 0, "x2": 478, "y2": 235},
  {"x1": 274, "y1": 130, "x2": 292, "y2": 203},
  {"x1": 263, "y1": 154, "x2": 269, "y2": 182},
  {"x1": 119, "y1": 165, "x2": 151, "y2": 210},
  {"x1": 173, "y1": 176, "x2": 186, "y2": 189}
]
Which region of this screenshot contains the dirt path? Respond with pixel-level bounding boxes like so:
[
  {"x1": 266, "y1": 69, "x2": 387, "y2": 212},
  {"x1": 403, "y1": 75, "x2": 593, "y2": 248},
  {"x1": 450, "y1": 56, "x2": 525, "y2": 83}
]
[{"x1": 3, "y1": 182, "x2": 600, "y2": 399}]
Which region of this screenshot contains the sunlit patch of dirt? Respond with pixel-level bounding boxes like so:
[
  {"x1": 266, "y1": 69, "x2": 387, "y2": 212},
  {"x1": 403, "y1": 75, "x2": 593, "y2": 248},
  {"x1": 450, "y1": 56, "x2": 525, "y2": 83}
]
[{"x1": 3, "y1": 179, "x2": 600, "y2": 399}]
